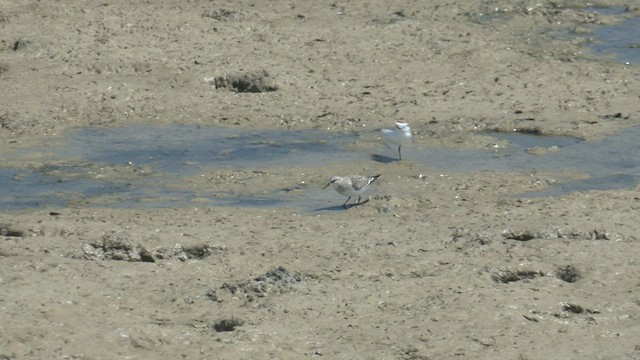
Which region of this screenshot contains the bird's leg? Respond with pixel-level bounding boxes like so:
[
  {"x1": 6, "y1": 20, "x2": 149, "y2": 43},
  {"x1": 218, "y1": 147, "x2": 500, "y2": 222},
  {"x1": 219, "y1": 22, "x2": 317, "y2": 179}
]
[
  {"x1": 356, "y1": 196, "x2": 362, "y2": 204},
  {"x1": 398, "y1": 145, "x2": 402, "y2": 160},
  {"x1": 343, "y1": 197, "x2": 351, "y2": 208}
]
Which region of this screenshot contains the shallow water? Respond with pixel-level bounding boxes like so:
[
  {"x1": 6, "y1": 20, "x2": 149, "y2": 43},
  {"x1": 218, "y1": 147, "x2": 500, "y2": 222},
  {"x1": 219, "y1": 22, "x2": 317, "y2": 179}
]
[
  {"x1": 1, "y1": 125, "x2": 362, "y2": 210},
  {"x1": 53, "y1": 125, "x2": 364, "y2": 171},
  {"x1": 587, "y1": 8, "x2": 640, "y2": 64},
  {"x1": 471, "y1": 6, "x2": 640, "y2": 65},
  {"x1": 2, "y1": 124, "x2": 640, "y2": 210},
  {"x1": 422, "y1": 129, "x2": 640, "y2": 197},
  {"x1": 585, "y1": 8, "x2": 640, "y2": 64}
]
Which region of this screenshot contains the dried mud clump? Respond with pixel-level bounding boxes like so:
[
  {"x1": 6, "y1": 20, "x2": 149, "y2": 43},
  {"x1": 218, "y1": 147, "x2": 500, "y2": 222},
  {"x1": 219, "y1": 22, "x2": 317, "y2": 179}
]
[
  {"x1": 562, "y1": 302, "x2": 600, "y2": 315},
  {"x1": 447, "y1": 227, "x2": 494, "y2": 250},
  {"x1": 202, "y1": 8, "x2": 244, "y2": 21},
  {"x1": 213, "y1": 318, "x2": 244, "y2": 332},
  {"x1": 1, "y1": 38, "x2": 29, "y2": 52},
  {"x1": 488, "y1": 267, "x2": 545, "y2": 284},
  {"x1": 79, "y1": 233, "x2": 221, "y2": 262},
  {"x1": 153, "y1": 243, "x2": 218, "y2": 261},
  {"x1": 588, "y1": 229, "x2": 610, "y2": 240},
  {"x1": 556, "y1": 264, "x2": 580, "y2": 283},
  {"x1": 0, "y1": 11, "x2": 9, "y2": 25},
  {"x1": 0, "y1": 224, "x2": 24, "y2": 238},
  {"x1": 81, "y1": 233, "x2": 155, "y2": 262},
  {"x1": 208, "y1": 266, "x2": 303, "y2": 303},
  {"x1": 501, "y1": 227, "x2": 628, "y2": 242},
  {"x1": 212, "y1": 70, "x2": 277, "y2": 93},
  {"x1": 502, "y1": 229, "x2": 536, "y2": 241}
]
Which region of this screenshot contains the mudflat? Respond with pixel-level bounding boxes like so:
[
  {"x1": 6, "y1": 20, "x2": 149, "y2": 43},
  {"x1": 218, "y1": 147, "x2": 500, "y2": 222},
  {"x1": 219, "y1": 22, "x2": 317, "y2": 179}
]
[{"x1": 1, "y1": 1, "x2": 639, "y2": 359}]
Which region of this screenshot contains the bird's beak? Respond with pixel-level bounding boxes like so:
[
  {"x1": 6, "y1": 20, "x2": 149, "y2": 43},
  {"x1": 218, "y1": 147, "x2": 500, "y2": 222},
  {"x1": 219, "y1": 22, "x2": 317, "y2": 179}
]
[{"x1": 322, "y1": 182, "x2": 331, "y2": 190}]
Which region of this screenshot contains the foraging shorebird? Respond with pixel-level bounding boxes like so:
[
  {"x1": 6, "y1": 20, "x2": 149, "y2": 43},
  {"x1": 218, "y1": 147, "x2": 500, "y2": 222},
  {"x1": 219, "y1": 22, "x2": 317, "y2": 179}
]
[{"x1": 323, "y1": 174, "x2": 381, "y2": 208}]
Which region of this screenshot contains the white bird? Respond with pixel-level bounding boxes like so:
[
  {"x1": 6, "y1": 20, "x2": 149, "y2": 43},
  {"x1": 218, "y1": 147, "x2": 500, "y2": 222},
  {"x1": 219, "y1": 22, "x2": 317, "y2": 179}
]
[
  {"x1": 323, "y1": 174, "x2": 381, "y2": 208},
  {"x1": 381, "y1": 121, "x2": 412, "y2": 160}
]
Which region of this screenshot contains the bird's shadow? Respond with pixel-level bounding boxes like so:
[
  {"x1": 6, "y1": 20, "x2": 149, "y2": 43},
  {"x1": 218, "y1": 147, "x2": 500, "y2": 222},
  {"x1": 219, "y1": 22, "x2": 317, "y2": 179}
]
[
  {"x1": 371, "y1": 154, "x2": 399, "y2": 163},
  {"x1": 313, "y1": 199, "x2": 370, "y2": 211},
  {"x1": 313, "y1": 204, "x2": 348, "y2": 211}
]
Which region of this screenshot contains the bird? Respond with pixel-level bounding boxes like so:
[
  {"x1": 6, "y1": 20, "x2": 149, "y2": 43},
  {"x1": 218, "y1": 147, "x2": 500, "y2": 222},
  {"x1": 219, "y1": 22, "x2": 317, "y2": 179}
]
[
  {"x1": 323, "y1": 174, "x2": 381, "y2": 208},
  {"x1": 381, "y1": 121, "x2": 412, "y2": 160}
]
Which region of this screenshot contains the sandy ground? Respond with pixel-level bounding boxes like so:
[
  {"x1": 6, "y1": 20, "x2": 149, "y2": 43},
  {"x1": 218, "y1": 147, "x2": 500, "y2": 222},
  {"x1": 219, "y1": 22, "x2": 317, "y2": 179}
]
[{"x1": 1, "y1": 0, "x2": 640, "y2": 359}]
